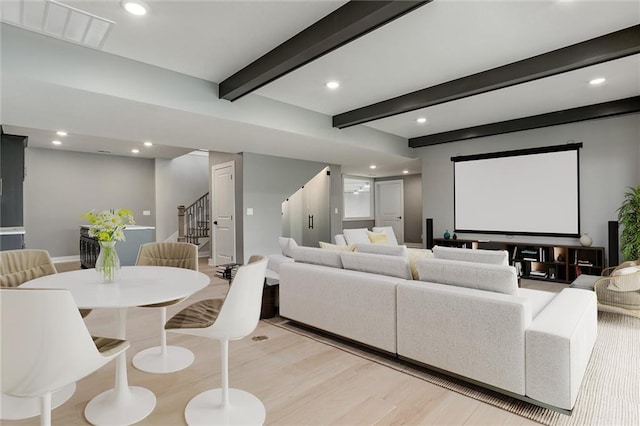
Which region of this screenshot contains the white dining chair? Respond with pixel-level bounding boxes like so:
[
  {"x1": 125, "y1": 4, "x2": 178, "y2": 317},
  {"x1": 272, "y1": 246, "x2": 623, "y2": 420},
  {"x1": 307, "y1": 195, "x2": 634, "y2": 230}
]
[
  {"x1": 132, "y1": 242, "x2": 200, "y2": 374},
  {"x1": 0, "y1": 249, "x2": 90, "y2": 421},
  {"x1": 166, "y1": 255, "x2": 268, "y2": 425},
  {"x1": 0, "y1": 288, "x2": 129, "y2": 426}
]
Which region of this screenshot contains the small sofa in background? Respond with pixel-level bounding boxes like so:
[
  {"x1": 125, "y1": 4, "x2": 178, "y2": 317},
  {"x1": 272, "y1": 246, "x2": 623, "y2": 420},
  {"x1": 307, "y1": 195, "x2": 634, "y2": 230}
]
[{"x1": 277, "y1": 240, "x2": 597, "y2": 412}]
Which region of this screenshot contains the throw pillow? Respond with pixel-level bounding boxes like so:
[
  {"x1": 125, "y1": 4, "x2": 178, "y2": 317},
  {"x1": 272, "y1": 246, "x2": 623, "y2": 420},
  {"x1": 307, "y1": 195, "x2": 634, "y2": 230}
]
[
  {"x1": 343, "y1": 228, "x2": 371, "y2": 245},
  {"x1": 372, "y1": 226, "x2": 398, "y2": 245},
  {"x1": 608, "y1": 265, "x2": 640, "y2": 292},
  {"x1": 407, "y1": 248, "x2": 434, "y2": 280},
  {"x1": 367, "y1": 231, "x2": 388, "y2": 244},
  {"x1": 319, "y1": 241, "x2": 356, "y2": 252}
]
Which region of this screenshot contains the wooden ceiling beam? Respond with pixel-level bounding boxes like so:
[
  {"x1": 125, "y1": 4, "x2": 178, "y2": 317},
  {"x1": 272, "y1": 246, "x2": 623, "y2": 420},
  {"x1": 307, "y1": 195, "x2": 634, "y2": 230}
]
[
  {"x1": 409, "y1": 97, "x2": 640, "y2": 148},
  {"x1": 219, "y1": 1, "x2": 430, "y2": 102},
  {"x1": 334, "y1": 25, "x2": 640, "y2": 128}
]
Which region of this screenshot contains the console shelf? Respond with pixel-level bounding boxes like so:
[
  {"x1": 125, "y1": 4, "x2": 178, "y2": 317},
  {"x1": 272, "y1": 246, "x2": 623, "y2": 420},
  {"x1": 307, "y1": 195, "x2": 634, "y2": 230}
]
[{"x1": 433, "y1": 238, "x2": 605, "y2": 284}]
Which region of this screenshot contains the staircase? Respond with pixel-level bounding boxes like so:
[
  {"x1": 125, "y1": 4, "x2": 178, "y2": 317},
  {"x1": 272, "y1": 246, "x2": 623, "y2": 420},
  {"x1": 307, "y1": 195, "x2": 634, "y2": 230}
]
[{"x1": 177, "y1": 193, "x2": 210, "y2": 246}]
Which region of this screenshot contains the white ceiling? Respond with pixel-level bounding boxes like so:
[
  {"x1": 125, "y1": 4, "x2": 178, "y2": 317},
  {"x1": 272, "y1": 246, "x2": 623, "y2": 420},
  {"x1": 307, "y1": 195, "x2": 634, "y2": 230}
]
[{"x1": 1, "y1": 0, "x2": 638, "y2": 177}]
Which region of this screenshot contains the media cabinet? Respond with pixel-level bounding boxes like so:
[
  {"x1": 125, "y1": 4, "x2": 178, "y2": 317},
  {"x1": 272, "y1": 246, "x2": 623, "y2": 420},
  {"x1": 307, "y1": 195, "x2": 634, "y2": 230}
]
[{"x1": 433, "y1": 238, "x2": 605, "y2": 284}]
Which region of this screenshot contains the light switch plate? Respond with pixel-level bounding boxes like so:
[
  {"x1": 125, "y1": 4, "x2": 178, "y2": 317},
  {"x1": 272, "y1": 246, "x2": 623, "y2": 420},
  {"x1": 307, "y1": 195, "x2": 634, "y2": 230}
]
[
  {"x1": 247, "y1": 208, "x2": 254, "y2": 216},
  {"x1": 143, "y1": 210, "x2": 151, "y2": 216}
]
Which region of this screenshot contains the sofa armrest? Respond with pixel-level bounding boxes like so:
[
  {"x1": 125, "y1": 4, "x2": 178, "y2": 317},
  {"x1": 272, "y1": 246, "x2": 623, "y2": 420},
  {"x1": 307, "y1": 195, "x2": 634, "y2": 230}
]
[{"x1": 525, "y1": 288, "x2": 597, "y2": 410}]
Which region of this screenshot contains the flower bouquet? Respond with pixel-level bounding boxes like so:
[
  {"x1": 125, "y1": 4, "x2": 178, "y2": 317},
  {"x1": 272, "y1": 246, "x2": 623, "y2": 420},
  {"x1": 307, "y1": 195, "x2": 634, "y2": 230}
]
[{"x1": 82, "y1": 209, "x2": 135, "y2": 283}]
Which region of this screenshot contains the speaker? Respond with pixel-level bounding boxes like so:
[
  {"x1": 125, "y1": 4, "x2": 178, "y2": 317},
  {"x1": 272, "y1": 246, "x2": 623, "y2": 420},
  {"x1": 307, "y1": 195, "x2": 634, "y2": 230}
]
[
  {"x1": 426, "y1": 218, "x2": 434, "y2": 249},
  {"x1": 608, "y1": 220, "x2": 619, "y2": 267}
]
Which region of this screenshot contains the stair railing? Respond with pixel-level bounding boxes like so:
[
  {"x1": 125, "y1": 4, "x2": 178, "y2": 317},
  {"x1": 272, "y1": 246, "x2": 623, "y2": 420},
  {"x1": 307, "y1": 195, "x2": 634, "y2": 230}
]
[{"x1": 177, "y1": 193, "x2": 209, "y2": 245}]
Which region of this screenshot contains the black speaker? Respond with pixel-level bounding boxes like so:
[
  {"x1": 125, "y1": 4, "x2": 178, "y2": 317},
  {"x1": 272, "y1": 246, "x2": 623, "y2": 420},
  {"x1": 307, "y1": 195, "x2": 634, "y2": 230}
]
[
  {"x1": 608, "y1": 220, "x2": 619, "y2": 267},
  {"x1": 426, "y1": 218, "x2": 434, "y2": 249}
]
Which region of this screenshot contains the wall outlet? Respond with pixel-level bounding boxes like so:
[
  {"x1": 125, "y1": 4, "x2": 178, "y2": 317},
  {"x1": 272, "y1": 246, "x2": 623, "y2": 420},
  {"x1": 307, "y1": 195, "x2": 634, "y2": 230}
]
[
  {"x1": 247, "y1": 208, "x2": 254, "y2": 216},
  {"x1": 143, "y1": 210, "x2": 151, "y2": 216}
]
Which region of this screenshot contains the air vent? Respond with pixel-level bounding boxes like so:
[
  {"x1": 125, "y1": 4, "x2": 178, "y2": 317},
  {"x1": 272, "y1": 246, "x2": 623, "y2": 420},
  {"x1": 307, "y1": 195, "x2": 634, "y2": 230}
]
[{"x1": 1, "y1": 0, "x2": 115, "y2": 49}]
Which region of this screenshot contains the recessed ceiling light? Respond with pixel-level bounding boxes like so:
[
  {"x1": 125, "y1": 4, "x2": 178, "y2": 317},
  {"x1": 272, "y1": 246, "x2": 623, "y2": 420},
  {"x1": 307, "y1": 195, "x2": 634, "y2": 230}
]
[
  {"x1": 144, "y1": 141, "x2": 153, "y2": 147},
  {"x1": 56, "y1": 131, "x2": 67, "y2": 136},
  {"x1": 122, "y1": 0, "x2": 148, "y2": 16},
  {"x1": 52, "y1": 140, "x2": 62, "y2": 145},
  {"x1": 402, "y1": 170, "x2": 409, "y2": 174},
  {"x1": 416, "y1": 117, "x2": 427, "y2": 124},
  {"x1": 131, "y1": 148, "x2": 140, "y2": 154},
  {"x1": 326, "y1": 81, "x2": 340, "y2": 90},
  {"x1": 369, "y1": 165, "x2": 376, "y2": 169},
  {"x1": 589, "y1": 77, "x2": 606, "y2": 85}
]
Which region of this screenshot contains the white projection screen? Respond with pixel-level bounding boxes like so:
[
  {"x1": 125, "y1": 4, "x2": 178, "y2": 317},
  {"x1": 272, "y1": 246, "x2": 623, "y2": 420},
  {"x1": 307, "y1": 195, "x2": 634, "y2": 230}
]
[{"x1": 453, "y1": 144, "x2": 581, "y2": 237}]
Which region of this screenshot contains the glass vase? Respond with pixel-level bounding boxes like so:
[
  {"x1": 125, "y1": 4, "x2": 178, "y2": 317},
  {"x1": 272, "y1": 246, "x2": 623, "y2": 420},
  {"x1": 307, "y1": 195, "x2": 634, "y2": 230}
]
[{"x1": 96, "y1": 241, "x2": 121, "y2": 283}]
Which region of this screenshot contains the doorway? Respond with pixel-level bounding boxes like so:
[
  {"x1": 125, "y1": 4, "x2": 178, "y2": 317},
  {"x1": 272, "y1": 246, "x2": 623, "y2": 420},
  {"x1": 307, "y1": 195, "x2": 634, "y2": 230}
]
[
  {"x1": 212, "y1": 161, "x2": 235, "y2": 265},
  {"x1": 374, "y1": 180, "x2": 404, "y2": 244}
]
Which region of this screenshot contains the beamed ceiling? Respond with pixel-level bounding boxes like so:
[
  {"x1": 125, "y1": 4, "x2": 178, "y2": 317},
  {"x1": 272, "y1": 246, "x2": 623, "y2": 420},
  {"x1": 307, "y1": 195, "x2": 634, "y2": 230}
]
[{"x1": 1, "y1": 0, "x2": 639, "y2": 177}]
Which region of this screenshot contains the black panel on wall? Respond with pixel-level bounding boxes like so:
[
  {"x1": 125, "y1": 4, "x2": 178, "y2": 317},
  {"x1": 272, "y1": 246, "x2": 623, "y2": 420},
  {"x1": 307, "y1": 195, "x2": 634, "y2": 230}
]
[
  {"x1": 426, "y1": 218, "x2": 434, "y2": 249},
  {"x1": 608, "y1": 221, "x2": 619, "y2": 267}
]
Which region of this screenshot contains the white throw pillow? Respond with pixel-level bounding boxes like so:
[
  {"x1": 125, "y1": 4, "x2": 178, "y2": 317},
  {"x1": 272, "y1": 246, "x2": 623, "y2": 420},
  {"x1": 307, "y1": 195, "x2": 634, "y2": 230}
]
[
  {"x1": 355, "y1": 243, "x2": 407, "y2": 258},
  {"x1": 372, "y1": 226, "x2": 398, "y2": 245},
  {"x1": 340, "y1": 251, "x2": 412, "y2": 280},
  {"x1": 342, "y1": 228, "x2": 371, "y2": 245}
]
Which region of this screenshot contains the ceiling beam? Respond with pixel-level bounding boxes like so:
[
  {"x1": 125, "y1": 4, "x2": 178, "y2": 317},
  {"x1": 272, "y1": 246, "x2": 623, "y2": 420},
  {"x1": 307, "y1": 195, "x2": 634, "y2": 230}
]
[
  {"x1": 409, "y1": 96, "x2": 640, "y2": 148},
  {"x1": 218, "y1": 1, "x2": 430, "y2": 102},
  {"x1": 334, "y1": 25, "x2": 640, "y2": 128}
]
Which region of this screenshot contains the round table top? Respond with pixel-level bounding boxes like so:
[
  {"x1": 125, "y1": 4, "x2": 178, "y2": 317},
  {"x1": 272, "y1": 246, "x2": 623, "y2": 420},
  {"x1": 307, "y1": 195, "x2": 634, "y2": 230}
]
[{"x1": 21, "y1": 266, "x2": 210, "y2": 309}]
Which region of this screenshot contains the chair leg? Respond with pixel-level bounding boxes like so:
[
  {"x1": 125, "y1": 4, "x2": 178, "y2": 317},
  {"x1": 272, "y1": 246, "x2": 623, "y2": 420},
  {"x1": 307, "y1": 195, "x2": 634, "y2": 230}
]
[
  {"x1": 220, "y1": 339, "x2": 229, "y2": 407},
  {"x1": 40, "y1": 393, "x2": 51, "y2": 426}
]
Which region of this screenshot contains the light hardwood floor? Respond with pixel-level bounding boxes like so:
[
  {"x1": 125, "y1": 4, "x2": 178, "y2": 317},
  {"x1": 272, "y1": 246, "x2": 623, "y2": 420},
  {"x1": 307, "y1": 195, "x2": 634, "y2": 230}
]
[{"x1": 5, "y1": 260, "x2": 544, "y2": 426}]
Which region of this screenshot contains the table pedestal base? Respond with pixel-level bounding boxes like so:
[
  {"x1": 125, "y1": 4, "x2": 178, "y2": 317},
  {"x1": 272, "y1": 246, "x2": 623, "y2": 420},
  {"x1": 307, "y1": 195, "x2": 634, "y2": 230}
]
[
  {"x1": 185, "y1": 389, "x2": 265, "y2": 426},
  {"x1": 132, "y1": 345, "x2": 194, "y2": 374},
  {"x1": 84, "y1": 386, "x2": 155, "y2": 426},
  {"x1": 0, "y1": 383, "x2": 76, "y2": 420}
]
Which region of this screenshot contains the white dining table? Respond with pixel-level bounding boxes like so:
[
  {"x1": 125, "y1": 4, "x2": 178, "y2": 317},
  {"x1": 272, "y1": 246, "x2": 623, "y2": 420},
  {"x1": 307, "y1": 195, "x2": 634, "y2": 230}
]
[{"x1": 22, "y1": 266, "x2": 210, "y2": 426}]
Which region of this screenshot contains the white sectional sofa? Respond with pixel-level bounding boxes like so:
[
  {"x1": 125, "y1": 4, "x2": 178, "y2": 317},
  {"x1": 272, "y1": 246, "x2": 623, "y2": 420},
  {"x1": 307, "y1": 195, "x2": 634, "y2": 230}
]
[{"x1": 278, "y1": 242, "x2": 597, "y2": 412}]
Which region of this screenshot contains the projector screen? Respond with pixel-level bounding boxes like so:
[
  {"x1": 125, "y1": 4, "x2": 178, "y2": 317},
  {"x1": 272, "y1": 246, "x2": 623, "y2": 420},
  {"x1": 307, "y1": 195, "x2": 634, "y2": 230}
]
[{"x1": 453, "y1": 144, "x2": 581, "y2": 237}]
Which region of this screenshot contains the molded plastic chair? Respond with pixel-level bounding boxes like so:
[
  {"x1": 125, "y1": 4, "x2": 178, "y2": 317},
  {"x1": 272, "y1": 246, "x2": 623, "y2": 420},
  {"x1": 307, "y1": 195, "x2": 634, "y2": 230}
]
[
  {"x1": 132, "y1": 242, "x2": 200, "y2": 373},
  {"x1": 166, "y1": 255, "x2": 268, "y2": 425},
  {"x1": 1, "y1": 288, "x2": 129, "y2": 426},
  {"x1": 0, "y1": 249, "x2": 90, "y2": 421}
]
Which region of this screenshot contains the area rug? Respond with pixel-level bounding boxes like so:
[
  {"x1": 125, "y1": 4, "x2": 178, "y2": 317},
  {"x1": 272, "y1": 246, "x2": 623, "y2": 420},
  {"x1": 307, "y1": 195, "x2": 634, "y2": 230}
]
[{"x1": 266, "y1": 312, "x2": 639, "y2": 425}]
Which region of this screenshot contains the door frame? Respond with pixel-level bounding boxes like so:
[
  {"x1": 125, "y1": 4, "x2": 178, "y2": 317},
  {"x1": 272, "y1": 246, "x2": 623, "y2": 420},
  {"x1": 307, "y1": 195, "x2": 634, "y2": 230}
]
[{"x1": 211, "y1": 161, "x2": 236, "y2": 266}]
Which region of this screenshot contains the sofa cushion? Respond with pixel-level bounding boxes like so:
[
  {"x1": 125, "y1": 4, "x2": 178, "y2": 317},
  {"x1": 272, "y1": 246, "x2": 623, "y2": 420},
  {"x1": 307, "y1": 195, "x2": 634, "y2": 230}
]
[
  {"x1": 267, "y1": 254, "x2": 294, "y2": 274},
  {"x1": 355, "y1": 243, "x2": 407, "y2": 257},
  {"x1": 367, "y1": 231, "x2": 388, "y2": 244},
  {"x1": 334, "y1": 234, "x2": 347, "y2": 246},
  {"x1": 340, "y1": 251, "x2": 412, "y2": 280},
  {"x1": 407, "y1": 248, "x2": 434, "y2": 280},
  {"x1": 319, "y1": 241, "x2": 356, "y2": 252},
  {"x1": 342, "y1": 228, "x2": 371, "y2": 245},
  {"x1": 417, "y1": 257, "x2": 518, "y2": 295},
  {"x1": 433, "y1": 245, "x2": 509, "y2": 265},
  {"x1": 279, "y1": 237, "x2": 298, "y2": 258},
  {"x1": 290, "y1": 246, "x2": 342, "y2": 269},
  {"x1": 372, "y1": 226, "x2": 399, "y2": 245}
]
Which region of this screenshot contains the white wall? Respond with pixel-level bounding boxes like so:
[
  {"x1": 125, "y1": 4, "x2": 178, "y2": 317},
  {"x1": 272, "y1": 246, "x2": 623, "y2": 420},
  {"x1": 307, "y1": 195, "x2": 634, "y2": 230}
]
[
  {"x1": 155, "y1": 152, "x2": 209, "y2": 242},
  {"x1": 24, "y1": 148, "x2": 155, "y2": 257},
  {"x1": 418, "y1": 114, "x2": 640, "y2": 260},
  {"x1": 242, "y1": 152, "x2": 337, "y2": 263}
]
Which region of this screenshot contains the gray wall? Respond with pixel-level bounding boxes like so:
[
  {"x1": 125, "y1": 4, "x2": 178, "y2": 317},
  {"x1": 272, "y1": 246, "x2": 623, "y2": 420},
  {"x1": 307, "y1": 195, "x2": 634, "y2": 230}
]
[
  {"x1": 242, "y1": 152, "x2": 338, "y2": 263},
  {"x1": 24, "y1": 148, "x2": 155, "y2": 257},
  {"x1": 376, "y1": 174, "x2": 423, "y2": 243},
  {"x1": 155, "y1": 152, "x2": 209, "y2": 242},
  {"x1": 418, "y1": 114, "x2": 640, "y2": 259}
]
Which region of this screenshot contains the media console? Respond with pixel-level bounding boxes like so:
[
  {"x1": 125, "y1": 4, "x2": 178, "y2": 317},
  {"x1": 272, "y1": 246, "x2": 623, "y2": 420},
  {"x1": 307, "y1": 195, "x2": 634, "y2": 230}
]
[{"x1": 433, "y1": 238, "x2": 605, "y2": 284}]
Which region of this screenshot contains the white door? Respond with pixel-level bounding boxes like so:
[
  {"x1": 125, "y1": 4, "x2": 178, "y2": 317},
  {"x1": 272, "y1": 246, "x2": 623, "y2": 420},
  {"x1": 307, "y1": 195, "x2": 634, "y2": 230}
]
[
  {"x1": 212, "y1": 161, "x2": 235, "y2": 265},
  {"x1": 375, "y1": 180, "x2": 404, "y2": 244}
]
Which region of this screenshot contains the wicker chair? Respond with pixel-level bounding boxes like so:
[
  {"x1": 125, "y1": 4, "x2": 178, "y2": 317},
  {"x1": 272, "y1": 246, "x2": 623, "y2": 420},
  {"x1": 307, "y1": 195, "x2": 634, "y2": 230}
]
[{"x1": 594, "y1": 260, "x2": 640, "y2": 318}]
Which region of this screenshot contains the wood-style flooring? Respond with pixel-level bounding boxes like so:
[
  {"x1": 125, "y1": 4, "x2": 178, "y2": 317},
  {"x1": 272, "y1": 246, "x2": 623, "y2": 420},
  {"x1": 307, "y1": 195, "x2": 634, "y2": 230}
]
[{"x1": 5, "y1": 259, "x2": 543, "y2": 425}]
